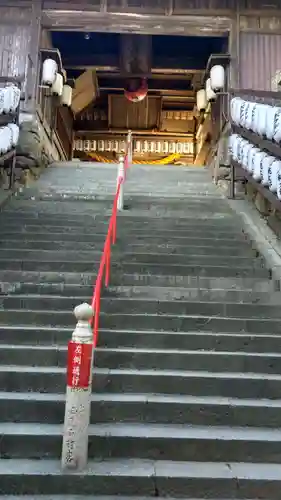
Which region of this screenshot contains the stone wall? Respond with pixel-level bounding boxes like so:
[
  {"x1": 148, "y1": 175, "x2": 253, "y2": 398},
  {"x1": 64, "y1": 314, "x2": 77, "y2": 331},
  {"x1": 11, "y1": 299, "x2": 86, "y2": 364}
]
[{"x1": 10, "y1": 112, "x2": 65, "y2": 186}]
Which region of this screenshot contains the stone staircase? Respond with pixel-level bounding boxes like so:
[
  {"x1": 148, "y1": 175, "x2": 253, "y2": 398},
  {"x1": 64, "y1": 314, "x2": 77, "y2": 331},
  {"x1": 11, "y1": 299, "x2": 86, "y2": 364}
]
[{"x1": 0, "y1": 162, "x2": 281, "y2": 498}]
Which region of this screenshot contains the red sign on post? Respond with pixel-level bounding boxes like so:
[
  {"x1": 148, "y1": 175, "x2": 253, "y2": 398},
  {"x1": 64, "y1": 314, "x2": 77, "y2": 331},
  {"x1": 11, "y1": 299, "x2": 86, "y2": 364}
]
[{"x1": 67, "y1": 341, "x2": 93, "y2": 389}]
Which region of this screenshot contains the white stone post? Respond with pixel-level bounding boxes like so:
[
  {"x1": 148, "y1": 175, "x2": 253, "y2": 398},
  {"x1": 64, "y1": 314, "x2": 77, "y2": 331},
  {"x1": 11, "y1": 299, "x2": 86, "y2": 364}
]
[
  {"x1": 117, "y1": 154, "x2": 125, "y2": 211},
  {"x1": 127, "y1": 129, "x2": 133, "y2": 165},
  {"x1": 61, "y1": 303, "x2": 94, "y2": 471}
]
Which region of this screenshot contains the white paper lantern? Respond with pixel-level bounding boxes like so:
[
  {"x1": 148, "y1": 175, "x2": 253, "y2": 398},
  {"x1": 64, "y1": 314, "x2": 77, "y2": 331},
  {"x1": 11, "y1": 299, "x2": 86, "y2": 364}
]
[
  {"x1": 42, "y1": 58, "x2": 58, "y2": 86},
  {"x1": 240, "y1": 101, "x2": 248, "y2": 128},
  {"x1": 241, "y1": 141, "x2": 251, "y2": 169},
  {"x1": 245, "y1": 102, "x2": 255, "y2": 130},
  {"x1": 253, "y1": 150, "x2": 266, "y2": 181},
  {"x1": 7, "y1": 123, "x2": 19, "y2": 147},
  {"x1": 268, "y1": 159, "x2": 280, "y2": 192},
  {"x1": 0, "y1": 126, "x2": 12, "y2": 154},
  {"x1": 230, "y1": 98, "x2": 243, "y2": 125},
  {"x1": 210, "y1": 65, "x2": 225, "y2": 92},
  {"x1": 240, "y1": 101, "x2": 249, "y2": 128},
  {"x1": 52, "y1": 73, "x2": 63, "y2": 96},
  {"x1": 265, "y1": 106, "x2": 279, "y2": 140},
  {"x1": 235, "y1": 99, "x2": 242, "y2": 125},
  {"x1": 230, "y1": 134, "x2": 239, "y2": 161},
  {"x1": 196, "y1": 89, "x2": 207, "y2": 111},
  {"x1": 2, "y1": 87, "x2": 12, "y2": 114},
  {"x1": 273, "y1": 108, "x2": 281, "y2": 143},
  {"x1": 277, "y1": 169, "x2": 281, "y2": 200},
  {"x1": 252, "y1": 104, "x2": 261, "y2": 134},
  {"x1": 256, "y1": 104, "x2": 268, "y2": 136},
  {"x1": 230, "y1": 98, "x2": 239, "y2": 123},
  {"x1": 247, "y1": 145, "x2": 259, "y2": 173},
  {"x1": 261, "y1": 154, "x2": 275, "y2": 186},
  {"x1": 228, "y1": 134, "x2": 234, "y2": 157},
  {"x1": 206, "y1": 78, "x2": 217, "y2": 102},
  {"x1": 237, "y1": 137, "x2": 247, "y2": 164},
  {"x1": 61, "y1": 84, "x2": 73, "y2": 107}
]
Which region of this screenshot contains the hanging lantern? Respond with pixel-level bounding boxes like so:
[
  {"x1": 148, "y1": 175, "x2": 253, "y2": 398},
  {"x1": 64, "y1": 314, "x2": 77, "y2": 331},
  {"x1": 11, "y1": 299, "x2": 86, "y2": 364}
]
[
  {"x1": 206, "y1": 78, "x2": 217, "y2": 102},
  {"x1": 124, "y1": 78, "x2": 148, "y2": 102},
  {"x1": 61, "y1": 84, "x2": 72, "y2": 107},
  {"x1": 42, "y1": 58, "x2": 58, "y2": 86},
  {"x1": 210, "y1": 65, "x2": 225, "y2": 92},
  {"x1": 196, "y1": 89, "x2": 207, "y2": 112},
  {"x1": 51, "y1": 73, "x2": 63, "y2": 96}
]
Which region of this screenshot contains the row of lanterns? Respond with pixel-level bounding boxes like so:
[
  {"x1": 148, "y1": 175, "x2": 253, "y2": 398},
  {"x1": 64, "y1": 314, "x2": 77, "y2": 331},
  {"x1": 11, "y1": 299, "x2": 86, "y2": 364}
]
[
  {"x1": 41, "y1": 58, "x2": 73, "y2": 107},
  {"x1": 229, "y1": 133, "x2": 281, "y2": 199},
  {"x1": 230, "y1": 97, "x2": 281, "y2": 143},
  {"x1": 0, "y1": 83, "x2": 20, "y2": 156},
  {"x1": 196, "y1": 65, "x2": 225, "y2": 112}
]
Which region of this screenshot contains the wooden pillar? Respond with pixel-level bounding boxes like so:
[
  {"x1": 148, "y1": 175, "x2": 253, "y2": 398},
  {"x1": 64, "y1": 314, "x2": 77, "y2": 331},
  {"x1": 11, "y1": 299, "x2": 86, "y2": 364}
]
[
  {"x1": 228, "y1": 3, "x2": 240, "y2": 89},
  {"x1": 24, "y1": 0, "x2": 42, "y2": 113}
]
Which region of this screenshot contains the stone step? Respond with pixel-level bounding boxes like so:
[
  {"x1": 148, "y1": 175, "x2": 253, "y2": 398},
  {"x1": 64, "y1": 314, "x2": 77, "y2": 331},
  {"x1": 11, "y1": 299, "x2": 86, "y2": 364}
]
[
  {"x1": 4, "y1": 283, "x2": 278, "y2": 304},
  {"x1": 2, "y1": 344, "x2": 281, "y2": 376},
  {"x1": 2, "y1": 391, "x2": 281, "y2": 428},
  {"x1": 2, "y1": 327, "x2": 281, "y2": 353},
  {"x1": 0, "y1": 310, "x2": 280, "y2": 333},
  {"x1": 0, "y1": 270, "x2": 273, "y2": 289},
  {"x1": 97, "y1": 330, "x2": 281, "y2": 352},
  {"x1": 1, "y1": 422, "x2": 281, "y2": 463},
  {"x1": 9, "y1": 207, "x2": 235, "y2": 219},
  {"x1": 0, "y1": 250, "x2": 264, "y2": 271},
  {"x1": 104, "y1": 284, "x2": 279, "y2": 303},
  {"x1": 0, "y1": 239, "x2": 256, "y2": 256},
  {"x1": 0, "y1": 458, "x2": 279, "y2": 496},
  {"x1": 0, "y1": 223, "x2": 248, "y2": 241},
  {"x1": 1, "y1": 497, "x2": 232, "y2": 500},
  {"x1": 0, "y1": 497, "x2": 177, "y2": 500},
  {"x1": 100, "y1": 298, "x2": 280, "y2": 319},
  {"x1": 94, "y1": 347, "x2": 281, "y2": 375},
  {"x1": 1, "y1": 220, "x2": 241, "y2": 237},
  {"x1": 14, "y1": 190, "x2": 227, "y2": 202},
  {"x1": 0, "y1": 217, "x2": 241, "y2": 233},
  {"x1": 1, "y1": 296, "x2": 280, "y2": 319},
  {"x1": 98, "y1": 313, "x2": 281, "y2": 334},
  {"x1": 7, "y1": 198, "x2": 234, "y2": 214},
  {"x1": 0, "y1": 497, "x2": 259, "y2": 500},
  {"x1": 1, "y1": 211, "x2": 241, "y2": 227},
  {"x1": 2, "y1": 365, "x2": 281, "y2": 399},
  {"x1": 0, "y1": 260, "x2": 269, "y2": 278},
  {"x1": 0, "y1": 230, "x2": 253, "y2": 247}
]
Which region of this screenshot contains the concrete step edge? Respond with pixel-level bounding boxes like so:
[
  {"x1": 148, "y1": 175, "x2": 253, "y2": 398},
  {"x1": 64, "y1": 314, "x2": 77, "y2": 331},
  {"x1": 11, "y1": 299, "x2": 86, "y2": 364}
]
[
  {"x1": 1, "y1": 422, "x2": 281, "y2": 441},
  {"x1": 0, "y1": 458, "x2": 279, "y2": 480},
  {"x1": 0, "y1": 251, "x2": 259, "y2": 262},
  {"x1": 0, "y1": 497, "x2": 239, "y2": 500},
  {"x1": 2, "y1": 325, "x2": 281, "y2": 339},
  {"x1": 5, "y1": 295, "x2": 281, "y2": 307},
  {"x1": 1, "y1": 365, "x2": 281, "y2": 381},
  {"x1": 5, "y1": 285, "x2": 268, "y2": 293},
  {"x1": 0, "y1": 497, "x2": 220, "y2": 500},
  {"x1": 2, "y1": 344, "x2": 281, "y2": 359},
  {"x1": 1, "y1": 390, "x2": 281, "y2": 409},
  {"x1": 0, "y1": 215, "x2": 241, "y2": 226},
  {"x1": 0, "y1": 259, "x2": 263, "y2": 269},
  {"x1": 0, "y1": 309, "x2": 279, "y2": 321}
]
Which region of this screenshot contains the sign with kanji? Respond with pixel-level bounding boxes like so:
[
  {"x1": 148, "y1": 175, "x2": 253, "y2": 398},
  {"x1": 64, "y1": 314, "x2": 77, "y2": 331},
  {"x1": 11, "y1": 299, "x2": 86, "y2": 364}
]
[{"x1": 67, "y1": 341, "x2": 93, "y2": 388}]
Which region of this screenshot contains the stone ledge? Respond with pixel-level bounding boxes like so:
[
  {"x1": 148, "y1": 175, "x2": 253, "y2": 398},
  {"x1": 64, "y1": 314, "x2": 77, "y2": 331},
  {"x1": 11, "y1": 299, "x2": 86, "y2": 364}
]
[{"x1": 224, "y1": 187, "x2": 281, "y2": 287}]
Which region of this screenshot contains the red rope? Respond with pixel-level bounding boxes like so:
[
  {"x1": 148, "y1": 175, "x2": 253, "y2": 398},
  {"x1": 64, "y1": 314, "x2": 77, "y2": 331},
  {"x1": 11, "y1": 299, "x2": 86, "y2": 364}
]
[{"x1": 91, "y1": 172, "x2": 124, "y2": 347}]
